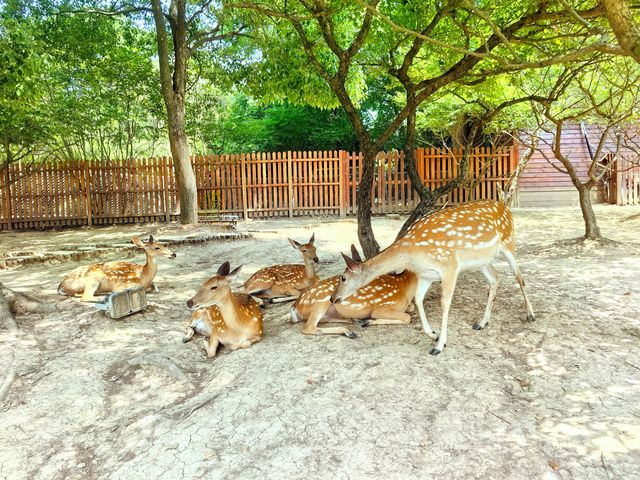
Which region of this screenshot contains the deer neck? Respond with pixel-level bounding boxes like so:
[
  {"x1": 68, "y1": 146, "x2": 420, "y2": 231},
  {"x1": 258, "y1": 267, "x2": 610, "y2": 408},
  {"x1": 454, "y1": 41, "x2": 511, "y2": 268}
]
[
  {"x1": 303, "y1": 257, "x2": 317, "y2": 280},
  {"x1": 215, "y1": 287, "x2": 245, "y2": 330},
  {"x1": 360, "y1": 247, "x2": 412, "y2": 285},
  {"x1": 140, "y1": 251, "x2": 158, "y2": 287}
]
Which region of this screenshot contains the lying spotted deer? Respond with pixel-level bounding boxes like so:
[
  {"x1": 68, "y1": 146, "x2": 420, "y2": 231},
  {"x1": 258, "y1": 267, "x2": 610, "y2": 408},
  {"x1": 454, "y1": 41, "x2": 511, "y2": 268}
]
[
  {"x1": 241, "y1": 233, "x2": 319, "y2": 304},
  {"x1": 184, "y1": 262, "x2": 263, "y2": 358},
  {"x1": 57, "y1": 236, "x2": 176, "y2": 302},
  {"x1": 290, "y1": 245, "x2": 418, "y2": 338},
  {"x1": 331, "y1": 200, "x2": 535, "y2": 355}
]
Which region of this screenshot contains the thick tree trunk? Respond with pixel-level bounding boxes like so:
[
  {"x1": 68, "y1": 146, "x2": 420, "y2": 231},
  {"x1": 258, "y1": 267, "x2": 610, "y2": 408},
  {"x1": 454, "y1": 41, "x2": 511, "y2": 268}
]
[
  {"x1": 578, "y1": 187, "x2": 601, "y2": 239},
  {"x1": 151, "y1": 0, "x2": 198, "y2": 225},
  {"x1": 357, "y1": 148, "x2": 381, "y2": 258},
  {"x1": 167, "y1": 99, "x2": 198, "y2": 224}
]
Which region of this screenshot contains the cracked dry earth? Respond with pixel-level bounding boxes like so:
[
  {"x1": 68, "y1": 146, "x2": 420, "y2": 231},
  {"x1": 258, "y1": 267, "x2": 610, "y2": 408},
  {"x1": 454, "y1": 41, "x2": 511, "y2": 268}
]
[{"x1": 1, "y1": 205, "x2": 640, "y2": 480}]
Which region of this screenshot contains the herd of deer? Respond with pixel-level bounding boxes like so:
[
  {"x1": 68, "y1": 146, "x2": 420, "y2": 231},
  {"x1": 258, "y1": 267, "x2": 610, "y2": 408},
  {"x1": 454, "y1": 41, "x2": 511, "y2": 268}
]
[{"x1": 57, "y1": 199, "x2": 535, "y2": 357}]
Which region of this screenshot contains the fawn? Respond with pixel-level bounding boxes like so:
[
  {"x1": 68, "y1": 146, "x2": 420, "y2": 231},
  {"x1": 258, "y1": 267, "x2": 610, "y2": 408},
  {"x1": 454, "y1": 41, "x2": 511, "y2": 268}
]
[
  {"x1": 57, "y1": 235, "x2": 176, "y2": 302},
  {"x1": 291, "y1": 245, "x2": 418, "y2": 338},
  {"x1": 241, "y1": 233, "x2": 319, "y2": 303},
  {"x1": 184, "y1": 262, "x2": 263, "y2": 358}
]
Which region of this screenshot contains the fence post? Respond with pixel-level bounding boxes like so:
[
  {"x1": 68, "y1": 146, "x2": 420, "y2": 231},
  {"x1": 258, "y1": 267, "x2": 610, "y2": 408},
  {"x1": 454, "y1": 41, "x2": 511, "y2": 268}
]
[
  {"x1": 287, "y1": 151, "x2": 294, "y2": 218},
  {"x1": 3, "y1": 167, "x2": 12, "y2": 230},
  {"x1": 82, "y1": 160, "x2": 93, "y2": 227},
  {"x1": 338, "y1": 150, "x2": 347, "y2": 217},
  {"x1": 240, "y1": 153, "x2": 249, "y2": 219},
  {"x1": 162, "y1": 156, "x2": 171, "y2": 223}
]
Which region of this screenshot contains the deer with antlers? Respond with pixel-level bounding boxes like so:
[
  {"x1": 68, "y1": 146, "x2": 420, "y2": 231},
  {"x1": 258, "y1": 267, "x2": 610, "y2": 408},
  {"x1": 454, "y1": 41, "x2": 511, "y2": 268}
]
[
  {"x1": 332, "y1": 200, "x2": 535, "y2": 355},
  {"x1": 241, "y1": 233, "x2": 319, "y2": 304},
  {"x1": 58, "y1": 236, "x2": 176, "y2": 302},
  {"x1": 290, "y1": 246, "x2": 418, "y2": 338},
  {"x1": 184, "y1": 262, "x2": 263, "y2": 358}
]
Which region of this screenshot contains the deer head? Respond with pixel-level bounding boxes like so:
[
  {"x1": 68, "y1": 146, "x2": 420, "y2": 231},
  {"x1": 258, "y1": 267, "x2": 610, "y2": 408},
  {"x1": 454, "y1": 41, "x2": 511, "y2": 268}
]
[
  {"x1": 288, "y1": 233, "x2": 318, "y2": 263},
  {"x1": 131, "y1": 235, "x2": 177, "y2": 259},
  {"x1": 331, "y1": 244, "x2": 366, "y2": 304},
  {"x1": 186, "y1": 262, "x2": 242, "y2": 310}
]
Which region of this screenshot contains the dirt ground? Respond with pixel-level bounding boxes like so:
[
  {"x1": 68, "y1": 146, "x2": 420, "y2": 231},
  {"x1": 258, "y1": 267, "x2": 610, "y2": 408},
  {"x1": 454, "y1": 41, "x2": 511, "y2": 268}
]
[{"x1": 1, "y1": 205, "x2": 640, "y2": 480}]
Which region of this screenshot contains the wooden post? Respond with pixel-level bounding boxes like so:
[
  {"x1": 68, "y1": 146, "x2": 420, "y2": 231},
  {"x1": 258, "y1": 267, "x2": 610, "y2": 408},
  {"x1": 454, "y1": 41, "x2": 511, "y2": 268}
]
[
  {"x1": 240, "y1": 153, "x2": 249, "y2": 219},
  {"x1": 82, "y1": 160, "x2": 93, "y2": 227},
  {"x1": 3, "y1": 167, "x2": 12, "y2": 230},
  {"x1": 287, "y1": 151, "x2": 294, "y2": 218},
  {"x1": 339, "y1": 150, "x2": 347, "y2": 217},
  {"x1": 162, "y1": 156, "x2": 171, "y2": 223}
]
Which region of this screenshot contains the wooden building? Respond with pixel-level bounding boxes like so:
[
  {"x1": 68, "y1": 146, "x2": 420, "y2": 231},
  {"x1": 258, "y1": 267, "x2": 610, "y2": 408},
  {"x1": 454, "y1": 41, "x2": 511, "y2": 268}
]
[{"x1": 517, "y1": 123, "x2": 608, "y2": 207}]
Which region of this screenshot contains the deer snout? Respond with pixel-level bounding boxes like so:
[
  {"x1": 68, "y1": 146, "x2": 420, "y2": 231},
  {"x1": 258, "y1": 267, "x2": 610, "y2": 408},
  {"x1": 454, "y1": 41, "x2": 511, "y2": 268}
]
[
  {"x1": 171, "y1": 253, "x2": 177, "y2": 258},
  {"x1": 186, "y1": 299, "x2": 194, "y2": 309},
  {"x1": 313, "y1": 256, "x2": 319, "y2": 263}
]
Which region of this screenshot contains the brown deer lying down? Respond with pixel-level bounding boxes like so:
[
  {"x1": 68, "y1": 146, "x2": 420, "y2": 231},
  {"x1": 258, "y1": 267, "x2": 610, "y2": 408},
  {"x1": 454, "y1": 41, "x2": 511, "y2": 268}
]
[
  {"x1": 290, "y1": 245, "x2": 418, "y2": 338},
  {"x1": 57, "y1": 236, "x2": 176, "y2": 302},
  {"x1": 331, "y1": 200, "x2": 535, "y2": 355},
  {"x1": 241, "y1": 233, "x2": 319, "y2": 304},
  {"x1": 184, "y1": 262, "x2": 263, "y2": 358}
]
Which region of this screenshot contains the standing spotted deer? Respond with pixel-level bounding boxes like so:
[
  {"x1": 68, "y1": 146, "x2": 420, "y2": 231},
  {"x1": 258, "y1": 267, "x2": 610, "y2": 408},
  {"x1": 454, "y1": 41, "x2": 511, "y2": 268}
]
[
  {"x1": 241, "y1": 234, "x2": 319, "y2": 304},
  {"x1": 57, "y1": 236, "x2": 176, "y2": 302},
  {"x1": 331, "y1": 200, "x2": 535, "y2": 355},
  {"x1": 184, "y1": 262, "x2": 263, "y2": 358},
  {"x1": 290, "y1": 246, "x2": 418, "y2": 338}
]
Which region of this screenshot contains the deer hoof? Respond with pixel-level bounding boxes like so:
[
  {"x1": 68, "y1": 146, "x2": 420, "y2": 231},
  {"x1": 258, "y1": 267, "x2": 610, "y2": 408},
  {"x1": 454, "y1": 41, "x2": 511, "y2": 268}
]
[
  {"x1": 429, "y1": 348, "x2": 442, "y2": 356},
  {"x1": 526, "y1": 314, "x2": 536, "y2": 322},
  {"x1": 343, "y1": 331, "x2": 357, "y2": 339},
  {"x1": 472, "y1": 323, "x2": 484, "y2": 330},
  {"x1": 182, "y1": 337, "x2": 191, "y2": 343},
  {"x1": 356, "y1": 319, "x2": 370, "y2": 328}
]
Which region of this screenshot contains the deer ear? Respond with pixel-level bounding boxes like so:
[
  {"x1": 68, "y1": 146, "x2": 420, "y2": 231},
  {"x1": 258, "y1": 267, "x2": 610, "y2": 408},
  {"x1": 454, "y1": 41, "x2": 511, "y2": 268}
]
[
  {"x1": 309, "y1": 233, "x2": 315, "y2": 244},
  {"x1": 148, "y1": 234, "x2": 154, "y2": 243},
  {"x1": 131, "y1": 237, "x2": 145, "y2": 248},
  {"x1": 341, "y1": 252, "x2": 361, "y2": 273},
  {"x1": 288, "y1": 238, "x2": 302, "y2": 249},
  {"x1": 217, "y1": 261, "x2": 231, "y2": 276},
  {"x1": 228, "y1": 264, "x2": 243, "y2": 279},
  {"x1": 349, "y1": 244, "x2": 363, "y2": 263}
]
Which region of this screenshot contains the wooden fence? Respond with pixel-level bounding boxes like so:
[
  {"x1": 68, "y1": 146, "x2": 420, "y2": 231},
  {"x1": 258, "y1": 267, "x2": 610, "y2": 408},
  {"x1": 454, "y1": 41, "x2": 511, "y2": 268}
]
[
  {"x1": 612, "y1": 157, "x2": 640, "y2": 205},
  {"x1": 0, "y1": 146, "x2": 517, "y2": 230}
]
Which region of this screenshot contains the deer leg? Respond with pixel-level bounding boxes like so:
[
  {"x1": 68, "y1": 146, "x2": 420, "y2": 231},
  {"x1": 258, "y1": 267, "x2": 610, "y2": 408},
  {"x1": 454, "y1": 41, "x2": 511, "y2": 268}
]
[
  {"x1": 431, "y1": 270, "x2": 458, "y2": 356},
  {"x1": 415, "y1": 277, "x2": 437, "y2": 340},
  {"x1": 359, "y1": 307, "x2": 411, "y2": 327},
  {"x1": 203, "y1": 336, "x2": 220, "y2": 358},
  {"x1": 182, "y1": 326, "x2": 195, "y2": 343},
  {"x1": 80, "y1": 276, "x2": 103, "y2": 302},
  {"x1": 302, "y1": 307, "x2": 356, "y2": 339},
  {"x1": 502, "y1": 249, "x2": 535, "y2": 322},
  {"x1": 473, "y1": 265, "x2": 499, "y2": 330},
  {"x1": 231, "y1": 336, "x2": 262, "y2": 350},
  {"x1": 269, "y1": 295, "x2": 299, "y2": 304}
]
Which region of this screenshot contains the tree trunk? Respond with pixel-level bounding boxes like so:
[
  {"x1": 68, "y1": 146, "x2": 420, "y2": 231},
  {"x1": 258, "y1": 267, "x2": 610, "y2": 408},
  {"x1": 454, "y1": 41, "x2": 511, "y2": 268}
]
[
  {"x1": 603, "y1": 0, "x2": 640, "y2": 63},
  {"x1": 397, "y1": 106, "x2": 437, "y2": 238},
  {"x1": 167, "y1": 98, "x2": 198, "y2": 224},
  {"x1": 578, "y1": 187, "x2": 602, "y2": 240},
  {"x1": 151, "y1": 0, "x2": 198, "y2": 225},
  {"x1": 357, "y1": 148, "x2": 381, "y2": 258}
]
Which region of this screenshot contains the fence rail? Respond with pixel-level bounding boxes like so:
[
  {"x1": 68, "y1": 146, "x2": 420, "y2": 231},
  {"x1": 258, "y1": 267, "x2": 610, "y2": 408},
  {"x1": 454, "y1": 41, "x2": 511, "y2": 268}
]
[{"x1": 0, "y1": 146, "x2": 517, "y2": 230}]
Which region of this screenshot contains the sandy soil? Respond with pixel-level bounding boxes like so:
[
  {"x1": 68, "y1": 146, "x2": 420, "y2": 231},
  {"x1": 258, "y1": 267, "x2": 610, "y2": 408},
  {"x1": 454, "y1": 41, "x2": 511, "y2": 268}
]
[{"x1": 1, "y1": 205, "x2": 640, "y2": 480}]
